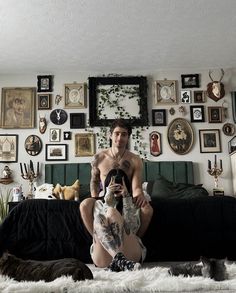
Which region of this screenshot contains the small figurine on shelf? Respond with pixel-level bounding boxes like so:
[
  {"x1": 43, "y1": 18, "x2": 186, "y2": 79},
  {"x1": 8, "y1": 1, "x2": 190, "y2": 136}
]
[{"x1": 2, "y1": 166, "x2": 12, "y2": 179}]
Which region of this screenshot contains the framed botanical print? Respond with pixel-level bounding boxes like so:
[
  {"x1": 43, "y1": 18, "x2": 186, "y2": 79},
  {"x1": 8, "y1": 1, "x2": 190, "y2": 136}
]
[
  {"x1": 154, "y1": 80, "x2": 178, "y2": 104},
  {"x1": 37, "y1": 75, "x2": 53, "y2": 92},
  {"x1": 65, "y1": 83, "x2": 87, "y2": 108},
  {"x1": 46, "y1": 144, "x2": 68, "y2": 161},
  {"x1": 89, "y1": 76, "x2": 148, "y2": 126},
  {"x1": 75, "y1": 133, "x2": 95, "y2": 157},
  {"x1": 38, "y1": 93, "x2": 52, "y2": 110},
  {"x1": 152, "y1": 109, "x2": 166, "y2": 126},
  {"x1": 1, "y1": 87, "x2": 36, "y2": 128},
  {"x1": 181, "y1": 74, "x2": 200, "y2": 88},
  {"x1": 167, "y1": 118, "x2": 194, "y2": 155},
  {"x1": 199, "y1": 129, "x2": 221, "y2": 153},
  {"x1": 0, "y1": 134, "x2": 18, "y2": 162},
  {"x1": 208, "y1": 107, "x2": 223, "y2": 123},
  {"x1": 190, "y1": 105, "x2": 205, "y2": 122}
]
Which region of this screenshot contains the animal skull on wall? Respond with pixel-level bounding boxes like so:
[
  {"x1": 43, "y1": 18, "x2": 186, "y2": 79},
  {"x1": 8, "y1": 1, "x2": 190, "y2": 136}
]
[{"x1": 207, "y1": 69, "x2": 225, "y2": 102}]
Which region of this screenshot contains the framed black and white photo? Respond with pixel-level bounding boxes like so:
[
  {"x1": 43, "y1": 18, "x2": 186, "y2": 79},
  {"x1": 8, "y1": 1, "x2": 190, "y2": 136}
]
[
  {"x1": 0, "y1": 134, "x2": 18, "y2": 162},
  {"x1": 46, "y1": 144, "x2": 68, "y2": 161},
  {"x1": 152, "y1": 109, "x2": 166, "y2": 126},
  {"x1": 181, "y1": 74, "x2": 200, "y2": 88},
  {"x1": 37, "y1": 75, "x2": 53, "y2": 92},
  {"x1": 65, "y1": 83, "x2": 87, "y2": 108},
  {"x1": 190, "y1": 105, "x2": 205, "y2": 122},
  {"x1": 89, "y1": 76, "x2": 148, "y2": 126},
  {"x1": 199, "y1": 129, "x2": 221, "y2": 153},
  {"x1": 180, "y1": 90, "x2": 191, "y2": 103}
]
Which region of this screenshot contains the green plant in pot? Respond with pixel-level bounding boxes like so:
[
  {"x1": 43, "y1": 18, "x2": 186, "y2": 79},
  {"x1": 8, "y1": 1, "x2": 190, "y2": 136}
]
[{"x1": 0, "y1": 188, "x2": 13, "y2": 223}]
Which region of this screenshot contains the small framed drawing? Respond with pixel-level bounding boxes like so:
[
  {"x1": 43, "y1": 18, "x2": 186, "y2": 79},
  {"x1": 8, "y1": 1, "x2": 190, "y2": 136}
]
[
  {"x1": 150, "y1": 131, "x2": 161, "y2": 156},
  {"x1": 65, "y1": 83, "x2": 87, "y2": 108},
  {"x1": 194, "y1": 91, "x2": 206, "y2": 103},
  {"x1": 154, "y1": 80, "x2": 177, "y2": 104},
  {"x1": 228, "y1": 136, "x2": 236, "y2": 154},
  {"x1": 49, "y1": 128, "x2": 61, "y2": 142},
  {"x1": 208, "y1": 107, "x2": 223, "y2": 123},
  {"x1": 38, "y1": 93, "x2": 52, "y2": 110},
  {"x1": 152, "y1": 109, "x2": 166, "y2": 126},
  {"x1": 75, "y1": 133, "x2": 95, "y2": 157},
  {"x1": 190, "y1": 105, "x2": 205, "y2": 122},
  {"x1": 70, "y1": 113, "x2": 86, "y2": 129},
  {"x1": 180, "y1": 90, "x2": 191, "y2": 103},
  {"x1": 222, "y1": 123, "x2": 235, "y2": 136},
  {"x1": 24, "y1": 135, "x2": 42, "y2": 156},
  {"x1": 37, "y1": 75, "x2": 53, "y2": 92},
  {"x1": 199, "y1": 129, "x2": 221, "y2": 153},
  {"x1": 167, "y1": 118, "x2": 194, "y2": 155},
  {"x1": 46, "y1": 144, "x2": 68, "y2": 161},
  {"x1": 63, "y1": 131, "x2": 72, "y2": 140},
  {"x1": 181, "y1": 74, "x2": 200, "y2": 88},
  {"x1": 0, "y1": 134, "x2": 18, "y2": 162},
  {"x1": 1, "y1": 87, "x2": 36, "y2": 128}
]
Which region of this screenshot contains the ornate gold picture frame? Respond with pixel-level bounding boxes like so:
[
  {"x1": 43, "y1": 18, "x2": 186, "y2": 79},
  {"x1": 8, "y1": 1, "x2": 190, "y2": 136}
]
[
  {"x1": 75, "y1": 133, "x2": 95, "y2": 157},
  {"x1": 154, "y1": 80, "x2": 178, "y2": 104},
  {"x1": 65, "y1": 83, "x2": 87, "y2": 108}
]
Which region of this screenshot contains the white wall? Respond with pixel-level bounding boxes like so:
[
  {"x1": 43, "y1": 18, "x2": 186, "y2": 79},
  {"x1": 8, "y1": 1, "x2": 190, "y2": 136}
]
[{"x1": 0, "y1": 68, "x2": 235, "y2": 197}]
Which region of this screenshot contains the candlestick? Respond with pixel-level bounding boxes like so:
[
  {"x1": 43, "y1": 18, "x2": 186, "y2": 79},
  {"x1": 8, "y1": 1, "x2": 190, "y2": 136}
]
[
  {"x1": 24, "y1": 163, "x2": 28, "y2": 174},
  {"x1": 20, "y1": 163, "x2": 23, "y2": 175},
  {"x1": 208, "y1": 160, "x2": 211, "y2": 170},
  {"x1": 220, "y1": 159, "x2": 222, "y2": 169},
  {"x1": 207, "y1": 155, "x2": 223, "y2": 189},
  {"x1": 37, "y1": 162, "x2": 39, "y2": 174},
  {"x1": 214, "y1": 154, "x2": 217, "y2": 166}
]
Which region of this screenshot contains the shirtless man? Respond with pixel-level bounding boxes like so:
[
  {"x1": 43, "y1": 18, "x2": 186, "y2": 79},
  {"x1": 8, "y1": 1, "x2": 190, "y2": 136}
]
[{"x1": 80, "y1": 118, "x2": 153, "y2": 244}]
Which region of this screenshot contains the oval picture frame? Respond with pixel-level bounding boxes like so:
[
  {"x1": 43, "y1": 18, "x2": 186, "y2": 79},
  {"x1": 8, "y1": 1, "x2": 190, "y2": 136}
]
[
  {"x1": 222, "y1": 123, "x2": 235, "y2": 136},
  {"x1": 25, "y1": 135, "x2": 42, "y2": 156},
  {"x1": 167, "y1": 118, "x2": 194, "y2": 155}
]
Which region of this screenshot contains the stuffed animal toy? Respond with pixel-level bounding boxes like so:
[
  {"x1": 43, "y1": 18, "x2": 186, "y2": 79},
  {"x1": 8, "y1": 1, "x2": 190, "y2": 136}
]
[{"x1": 53, "y1": 179, "x2": 80, "y2": 201}]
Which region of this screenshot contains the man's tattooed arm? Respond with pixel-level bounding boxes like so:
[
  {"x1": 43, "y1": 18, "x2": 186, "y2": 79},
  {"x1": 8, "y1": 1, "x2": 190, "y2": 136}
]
[{"x1": 90, "y1": 155, "x2": 101, "y2": 197}]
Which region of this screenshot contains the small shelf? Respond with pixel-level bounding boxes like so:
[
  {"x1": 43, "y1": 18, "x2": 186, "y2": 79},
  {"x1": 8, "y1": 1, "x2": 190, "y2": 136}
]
[{"x1": 0, "y1": 178, "x2": 14, "y2": 185}]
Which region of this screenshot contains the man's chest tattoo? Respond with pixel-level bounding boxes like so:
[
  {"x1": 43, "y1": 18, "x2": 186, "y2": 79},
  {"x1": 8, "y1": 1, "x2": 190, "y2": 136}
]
[{"x1": 121, "y1": 160, "x2": 130, "y2": 170}]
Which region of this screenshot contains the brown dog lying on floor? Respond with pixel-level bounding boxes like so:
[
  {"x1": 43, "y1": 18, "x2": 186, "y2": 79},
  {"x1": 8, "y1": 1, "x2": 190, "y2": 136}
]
[{"x1": 0, "y1": 253, "x2": 93, "y2": 282}]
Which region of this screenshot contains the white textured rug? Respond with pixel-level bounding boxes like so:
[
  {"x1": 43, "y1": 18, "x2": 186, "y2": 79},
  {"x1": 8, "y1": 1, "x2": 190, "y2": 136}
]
[{"x1": 1, "y1": 263, "x2": 236, "y2": 293}]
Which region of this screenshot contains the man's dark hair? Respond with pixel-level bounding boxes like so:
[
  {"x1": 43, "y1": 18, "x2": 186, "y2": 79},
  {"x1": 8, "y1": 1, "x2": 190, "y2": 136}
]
[{"x1": 110, "y1": 119, "x2": 132, "y2": 137}]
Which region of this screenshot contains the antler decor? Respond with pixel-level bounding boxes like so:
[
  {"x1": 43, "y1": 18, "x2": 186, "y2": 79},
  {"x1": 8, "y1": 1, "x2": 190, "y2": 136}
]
[
  {"x1": 207, "y1": 68, "x2": 225, "y2": 101},
  {"x1": 20, "y1": 160, "x2": 40, "y2": 199}
]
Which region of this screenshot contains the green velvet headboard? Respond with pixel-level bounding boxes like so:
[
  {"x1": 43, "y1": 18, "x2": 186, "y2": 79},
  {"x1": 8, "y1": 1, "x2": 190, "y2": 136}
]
[{"x1": 45, "y1": 161, "x2": 194, "y2": 186}]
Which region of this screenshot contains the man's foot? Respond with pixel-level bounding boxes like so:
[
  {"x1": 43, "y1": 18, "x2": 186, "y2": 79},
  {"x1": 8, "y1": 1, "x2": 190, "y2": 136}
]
[{"x1": 109, "y1": 252, "x2": 141, "y2": 271}]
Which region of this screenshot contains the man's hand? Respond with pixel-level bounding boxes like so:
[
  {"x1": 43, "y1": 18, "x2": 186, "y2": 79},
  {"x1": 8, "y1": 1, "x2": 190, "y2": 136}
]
[{"x1": 133, "y1": 194, "x2": 148, "y2": 208}]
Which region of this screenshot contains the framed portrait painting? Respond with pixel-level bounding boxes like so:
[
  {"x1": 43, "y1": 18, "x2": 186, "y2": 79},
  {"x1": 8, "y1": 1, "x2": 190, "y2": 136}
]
[
  {"x1": 199, "y1": 129, "x2": 221, "y2": 153},
  {"x1": 46, "y1": 144, "x2": 68, "y2": 161},
  {"x1": 24, "y1": 135, "x2": 42, "y2": 156},
  {"x1": 65, "y1": 83, "x2": 87, "y2": 108},
  {"x1": 1, "y1": 87, "x2": 36, "y2": 128},
  {"x1": 167, "y1": 118, "x2": 194, "y2": 155},
  {"x1": 0, "y1": 134, "x2": 18, "y2": 162},
  {"x1": 150, "y1": 131, "x2": 162, "y2": 156},
  {"x1": 75, "y1": 133, "x2": 95, "y2": 157},
  {"x1": 152, "y1": 109, "x2": 166, "y2": 126},
  {"x1": 89, "y1": 76, "x2": 148, "y2": 126},
  {"x1": 154, "y1": 80, "x2": 177, "y2": 104}
]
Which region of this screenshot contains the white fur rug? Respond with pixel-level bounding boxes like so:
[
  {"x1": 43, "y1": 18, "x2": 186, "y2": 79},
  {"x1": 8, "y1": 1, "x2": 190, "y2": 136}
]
[{"x1": 1, "y1": 263, "x2": 236, "y2": 293}]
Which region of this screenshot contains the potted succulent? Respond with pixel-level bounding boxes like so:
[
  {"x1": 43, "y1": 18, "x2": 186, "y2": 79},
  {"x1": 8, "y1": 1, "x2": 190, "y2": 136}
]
[{"x1": 0, "y1": 188, "x2": 13, "y2": 223}]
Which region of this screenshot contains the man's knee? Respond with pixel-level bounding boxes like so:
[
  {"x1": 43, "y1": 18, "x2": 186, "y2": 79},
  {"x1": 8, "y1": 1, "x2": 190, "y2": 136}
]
[{"x1": 141, "y1": 202, "x2": 153, "y2": 218}]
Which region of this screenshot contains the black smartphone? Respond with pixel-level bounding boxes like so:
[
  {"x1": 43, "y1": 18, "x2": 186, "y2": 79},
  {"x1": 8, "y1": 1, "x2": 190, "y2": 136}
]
[{"x1": 114, "y1": 174, "x2": 123, "y2": 184}]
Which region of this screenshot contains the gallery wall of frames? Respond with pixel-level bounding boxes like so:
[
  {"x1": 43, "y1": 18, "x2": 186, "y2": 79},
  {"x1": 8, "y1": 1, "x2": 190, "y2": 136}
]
[{"x1": 0, "y1": 68, "x2": 236, "y2": 196}]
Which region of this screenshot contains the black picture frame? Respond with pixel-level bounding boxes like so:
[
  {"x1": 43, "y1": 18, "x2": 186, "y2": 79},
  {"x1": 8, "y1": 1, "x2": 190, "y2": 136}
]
[
  {"x1": 45, "y1": 144, "x2": 68, "y2": 161},
  {"x1": 88, "y1": 76, "x2": 148, "y2": 126},
  {"x1": 199, "y1": 129, "x2": 221, "y2": 153},
  {"x1": 70, "y1": 113, "x2": 86, "y2": 129},
  {"x1": 181, "y1": 74, "x2": 200, "y2": 88},
  {"x1": 37, "y1": 75, "x2": 53, "y2": 92},
  {"x1": 208, "y1": 106, "x2": 223, "y2": 123},
  {"x1": 190, "y1": 105, "x2": 205, "y2": 122},
  {"x1": 38, "y1": 93, "x2": 52, "y2": 110},
  {"x1": 152, "y1": 109, "x2": 166, "y2": 126},
  {"x1": 228, "y1": 135, "x2": 236, "y2": 154}
]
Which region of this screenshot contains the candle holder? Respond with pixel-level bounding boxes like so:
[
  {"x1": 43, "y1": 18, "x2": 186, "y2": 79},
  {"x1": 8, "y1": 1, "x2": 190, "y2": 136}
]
[
  {"x1": 20, "y1": 160, "x2": 40, "y2": 199},
  {"x1": 207, "y1": 155, "x2": 223, "y2": 189}
]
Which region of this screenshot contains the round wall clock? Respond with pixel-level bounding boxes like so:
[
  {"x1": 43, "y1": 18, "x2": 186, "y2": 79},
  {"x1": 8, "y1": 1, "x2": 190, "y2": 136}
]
[
  {"x1": 25, "y1": 135, "x2": 42, "y2": 156},
  {"x1": 50, "y1": 109, "x2": 68, "y2": 125}
]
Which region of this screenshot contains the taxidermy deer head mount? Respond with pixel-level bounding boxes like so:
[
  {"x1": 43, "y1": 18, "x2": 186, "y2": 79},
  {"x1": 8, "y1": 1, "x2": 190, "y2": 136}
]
[
  {"x1": 39, "y1": 115, "x2": 47, "y2": 134},
  {"x1": 207, "y1": 69, "x2": 225, "y2": 101}
]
